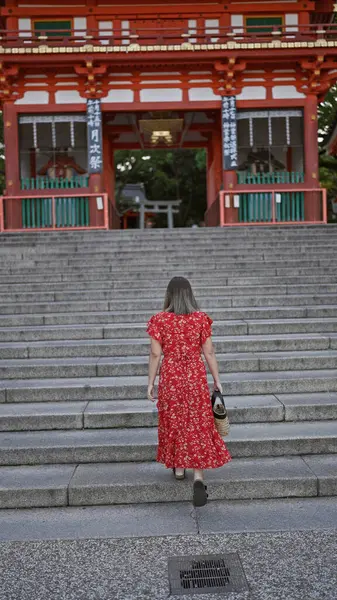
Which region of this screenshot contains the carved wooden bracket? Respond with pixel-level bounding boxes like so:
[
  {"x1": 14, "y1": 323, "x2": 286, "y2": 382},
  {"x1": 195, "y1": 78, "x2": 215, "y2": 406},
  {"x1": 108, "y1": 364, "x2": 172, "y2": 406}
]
[
  {"x1": 0, "y1": 63, "x2": 22, "y2": 105},
  {"x1": 74, "y1": 61, "x2": 109, "y2": 99},
  {"x1": 212, "y1": 58, "x2": 246, "y2": 96},
  {"x1": 297, "y1": 56, "x2": 337, "y2": 97}
]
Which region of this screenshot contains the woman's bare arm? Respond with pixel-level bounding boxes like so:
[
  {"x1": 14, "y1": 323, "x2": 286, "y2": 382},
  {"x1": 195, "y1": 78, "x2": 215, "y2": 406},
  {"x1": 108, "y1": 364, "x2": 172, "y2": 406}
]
[
  {"x1": 147, "y1": 338, "x2": 162, "y2": 401},
  {"x1": 202, "y1": 337, "x2": 222, "y2": 392}
]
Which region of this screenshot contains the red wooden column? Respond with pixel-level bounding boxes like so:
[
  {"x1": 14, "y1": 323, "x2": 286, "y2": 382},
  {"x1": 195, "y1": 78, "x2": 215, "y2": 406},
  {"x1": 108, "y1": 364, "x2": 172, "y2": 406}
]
[
  {"x1": 207, "y1": 127, "x2": 222, "y2": 209},
  {"x1": 89, "y1": 173, "x2": 104, "y2": 227},
  {"x1": 103, "y1": 133, "x2": 115, "y2": 206},
  {"x1": 223, "y1": 170, "x2": 238, "y2": 224},
  {"x1": 3, "y1": 102, "x2": 21, "y2": 229},
  {"x1": 304, "y1": 93, "x2": 321, "y2": 222},
  {"x1": 221, "y1": 97, "x2": 238, "y2": 224}
]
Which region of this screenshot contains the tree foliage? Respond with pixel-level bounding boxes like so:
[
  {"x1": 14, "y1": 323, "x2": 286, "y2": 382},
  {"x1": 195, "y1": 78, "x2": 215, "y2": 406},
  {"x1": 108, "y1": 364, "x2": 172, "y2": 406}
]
[
  {"x1": 319, "y1": 85, "x2": 337, "y2": 217},
  {"x1": 114, "y1": 148, "x2": 207, "y2": 226}
]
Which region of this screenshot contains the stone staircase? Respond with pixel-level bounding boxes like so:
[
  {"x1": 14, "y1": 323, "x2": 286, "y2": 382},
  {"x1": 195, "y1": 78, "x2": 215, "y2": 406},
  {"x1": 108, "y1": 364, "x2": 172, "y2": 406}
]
[{"x1": 0, "y1": 226, "x2": 337, "y2": 510}]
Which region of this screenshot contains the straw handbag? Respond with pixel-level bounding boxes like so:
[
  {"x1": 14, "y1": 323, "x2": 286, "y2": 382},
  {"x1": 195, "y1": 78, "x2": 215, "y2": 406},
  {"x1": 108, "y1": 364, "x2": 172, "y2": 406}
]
[{"x1": 211, "y1": 389, "x2": 230, "y2": 436}]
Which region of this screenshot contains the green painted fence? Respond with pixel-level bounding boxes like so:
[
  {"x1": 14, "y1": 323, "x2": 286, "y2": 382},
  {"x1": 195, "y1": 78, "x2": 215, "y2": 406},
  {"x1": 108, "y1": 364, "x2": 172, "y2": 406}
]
[
  {"x1": 20, "y1": 177, "x2": 90, "y2": 228},
  {"x1": 237, "y1": 171, "x2": 305, "y2": 185},
  {"x1": 21, "y1": 197, "x2": 90, "y2": 228},
  {"x1": 21, "y1": 176, "x2": 89, "y2": 190},
  {"x1": 236, "y1": 172, "x2": 305, "y2": 222},
  {"x1": 238, "y1": 192, "x2": 305, "y2": 223}
]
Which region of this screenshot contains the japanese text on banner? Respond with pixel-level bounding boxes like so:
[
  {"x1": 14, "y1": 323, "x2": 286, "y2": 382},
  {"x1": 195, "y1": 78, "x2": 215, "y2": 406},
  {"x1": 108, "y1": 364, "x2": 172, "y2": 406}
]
[
  {"x1": 222, "y1": 96, "x2": 238, "y2": 171},
  {"x1": 87, "y1": 99, "x2": 103, "y2": 174}
]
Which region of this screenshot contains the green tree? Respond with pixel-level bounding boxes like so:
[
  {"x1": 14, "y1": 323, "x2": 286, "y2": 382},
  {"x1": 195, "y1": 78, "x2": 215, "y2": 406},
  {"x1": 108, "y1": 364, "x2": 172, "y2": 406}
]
[{"x1": 319, "y1": 84, "x2": 337, "y2": 220}]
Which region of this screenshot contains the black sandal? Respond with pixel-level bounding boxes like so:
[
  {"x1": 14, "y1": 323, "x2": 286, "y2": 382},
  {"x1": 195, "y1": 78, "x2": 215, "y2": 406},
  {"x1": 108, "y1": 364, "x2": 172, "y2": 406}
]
[
  {"x1": 193, "y1": 480, "x2": 208, "y2": 507},
  {"x1": 172, "y1": 468, "x2": 186, "y2": 480}
]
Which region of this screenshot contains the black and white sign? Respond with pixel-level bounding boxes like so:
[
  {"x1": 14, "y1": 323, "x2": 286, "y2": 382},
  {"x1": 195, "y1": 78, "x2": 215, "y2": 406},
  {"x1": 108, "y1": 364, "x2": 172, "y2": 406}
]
[
  {"x1": 87, "y1": 99, "x2": 103, "y2": 174},
  {"x1": 222, "y1": 96, "x2": 238, "y2": 171}
]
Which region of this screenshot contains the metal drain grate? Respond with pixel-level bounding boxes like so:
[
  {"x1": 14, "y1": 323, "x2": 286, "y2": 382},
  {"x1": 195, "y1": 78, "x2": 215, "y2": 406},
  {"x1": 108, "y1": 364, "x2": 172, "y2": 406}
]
[{"x1": 168, "y1": 553, "x2": 249, "y2": 596}]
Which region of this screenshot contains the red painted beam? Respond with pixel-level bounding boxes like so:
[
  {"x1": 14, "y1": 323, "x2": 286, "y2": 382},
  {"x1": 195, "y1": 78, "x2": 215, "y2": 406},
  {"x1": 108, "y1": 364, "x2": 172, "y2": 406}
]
[{"x1": 2, "y1": 47, "x2": 337, "y2": 69}]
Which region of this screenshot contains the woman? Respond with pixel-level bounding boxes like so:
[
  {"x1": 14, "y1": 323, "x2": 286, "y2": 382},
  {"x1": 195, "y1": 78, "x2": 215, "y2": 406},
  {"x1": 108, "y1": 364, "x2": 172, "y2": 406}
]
[{"x1": 147, "y1": 276, "x2": 232, "y2": 507}]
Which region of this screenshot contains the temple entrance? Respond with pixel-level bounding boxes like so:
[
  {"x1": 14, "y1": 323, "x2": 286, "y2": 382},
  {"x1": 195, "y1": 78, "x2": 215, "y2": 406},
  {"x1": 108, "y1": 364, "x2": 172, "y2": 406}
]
[
  {"x1": 105, "y1": 110, "x2": 216, "y2": 228},
  {"x1": 12, "y1": 103, "x2": 319, "y2": 232}
]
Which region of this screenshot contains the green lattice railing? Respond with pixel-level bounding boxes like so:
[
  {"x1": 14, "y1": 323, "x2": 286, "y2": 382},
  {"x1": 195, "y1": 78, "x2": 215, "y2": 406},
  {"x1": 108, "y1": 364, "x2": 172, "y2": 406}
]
[
  {"x1": 238, "y1": 192, "x2": 305, "y2": 223},
  {"x1": 20, "y1": 177, "x2": 90, "y2": 228},
  {"x1": 236, "y1": 171, "x2": 305, "y2": 222},
  {"x1": 237, "y1": 171, "x2": 305, "y2": 185},
  {"x1": 21, "y1": 196, "x2": 90, "y2": 228},
  {"x1": 21, "y1": 176, "x2": 89, "y2": 191}
]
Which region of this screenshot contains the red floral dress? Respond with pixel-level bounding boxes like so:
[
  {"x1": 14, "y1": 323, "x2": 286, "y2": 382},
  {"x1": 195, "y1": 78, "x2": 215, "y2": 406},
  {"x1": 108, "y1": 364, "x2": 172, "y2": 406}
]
[{"x1": 147, "y1": 311, "x2": 232, "y2": 470}]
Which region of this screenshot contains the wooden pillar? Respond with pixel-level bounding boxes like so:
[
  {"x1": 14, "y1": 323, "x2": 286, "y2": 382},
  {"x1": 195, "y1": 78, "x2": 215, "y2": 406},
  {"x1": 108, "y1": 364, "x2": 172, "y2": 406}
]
[
  {"x1": 223, "y1": 170, "x2": 238, "y2": 224},
  {"x1": 89, "y1": 173, "x2": 104, "y2": 226},
  {"x1": 103, "y1": 133, "x2": 115, "y2": 205},
  {"x1": 213, "y1": 128, "x2": 222, "y2": 199},
  {"x1": 3, "y1": 102, "x2": 21, "y2": 229},
  {"x1": 304, "y1": 94, "x2": 321, "y2": 222},
  {"x1": 206, "y1": 129, "x2": 222, "y2": 209}
]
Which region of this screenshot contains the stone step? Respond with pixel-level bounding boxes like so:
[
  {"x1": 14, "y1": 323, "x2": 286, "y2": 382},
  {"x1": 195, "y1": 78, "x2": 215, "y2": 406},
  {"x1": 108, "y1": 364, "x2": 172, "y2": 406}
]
[
  {"x1": 0, "y1": 333, "x2": 333, "y2": 359},
  {"x1": 1, "y1": 454, "x2": 336, "y2": 509},
  {"x1": 2, "y1": 266, "x2": 337, "y2": 285},
  {"x1": 0, "y1": 421, "x2": 337, "y2": 466},
  {"x1": 2, "y1": 317, "x2": 337, "y2": 343},
  {"x1": 1, "y1": 305, "x2": 337, "y2": 329},
  {"x1": 9, "y1": 252, "x2": 337, "y2": 266},
  {"x1": 4, "y1": 242, "x2": 336, "y2": 253},
  {"x1": 1, "y1": 496, "x2": 337, "y2": 541},
  {"x1": 17, "y1": 242, "x2": 337, "y2": 251},
  {"x1": 1, "y1": 350, "x2": 337, "y2": 380},
  {"x1": 2, "y1": 274, "x2": 337, "y2": 294},
  {"x1": 3, "y1": 283, "x2": 337, "y2": 304},
  {"x1": 1, "y1": 393, "x2": 336, "y2": 432},
  {"x1": 0, "y1": 262, "x2": 331, "y2": 277},
  {"x1": 3, "y1": 293, "x2": 337, "y2": 314},
  {"x1": 2, "y1": 370, "x2": 336, "y2": 403},
  {"x1": 9, "y1": 254, "x2": 336, "y2": 269},
  {"x1": 4, "y1": 251, "x2": 332, "y2": 264},
  {"x1": 0, "y1": 256, "x2": 331, "y2": 270},
  {"x1": 5, "y1": 231, "x2": 333, "y2": 240},
  {"x1": 68, "y1": 454, "x2": 337, "y2": 507},
  {"x1": 1, "y1": 269, "x2": 335, "y2": 286}
]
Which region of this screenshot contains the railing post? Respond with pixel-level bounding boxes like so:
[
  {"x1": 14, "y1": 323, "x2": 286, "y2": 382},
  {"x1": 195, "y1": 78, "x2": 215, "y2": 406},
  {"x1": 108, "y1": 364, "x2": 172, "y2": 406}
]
[
  {"x1": 52, "y1": 195, "x2": 56, "y2": 229},
  {"x1": 271, "y1": 191, "x2": 276, "y2": 223},
  {"x1": 322, "y1": 188, "x2": 328, "y2": 224},
  {"x1": 219, "y1": 191, "x2": 225, "y2": 226},
  {"x1": 0, "y1": 197, "x2": 4, "y2": 232},
  {"x1": 103, "y1": 194, "x2": 109, "y2": 230}
]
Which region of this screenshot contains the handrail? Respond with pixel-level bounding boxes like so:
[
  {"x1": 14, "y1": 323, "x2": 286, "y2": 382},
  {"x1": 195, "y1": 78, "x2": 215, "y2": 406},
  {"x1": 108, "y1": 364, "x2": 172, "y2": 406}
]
[{"x1": 1, "y1": 19, "x2": 337, "y2": 48}]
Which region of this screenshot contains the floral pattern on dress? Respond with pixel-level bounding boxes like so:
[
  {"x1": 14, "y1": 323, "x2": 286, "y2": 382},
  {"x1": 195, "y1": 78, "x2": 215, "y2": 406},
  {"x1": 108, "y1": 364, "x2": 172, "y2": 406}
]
[{"x1": 147, "y1": 311, "x2": 232, "y2": 469}]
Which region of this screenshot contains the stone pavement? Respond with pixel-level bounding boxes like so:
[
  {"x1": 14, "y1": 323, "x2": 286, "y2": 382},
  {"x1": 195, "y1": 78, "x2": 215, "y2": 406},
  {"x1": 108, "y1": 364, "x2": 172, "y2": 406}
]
[
  {"x1": 1, "y1": 497, "x2": 337, "y2": 600},
  {"x1": 1, "y1": 528, "x2": 336, "y2": 600}
]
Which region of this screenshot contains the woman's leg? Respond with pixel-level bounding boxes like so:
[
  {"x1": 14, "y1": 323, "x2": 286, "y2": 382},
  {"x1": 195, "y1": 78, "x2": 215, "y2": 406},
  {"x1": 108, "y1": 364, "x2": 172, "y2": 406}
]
[
  {"x1": 175, "y1": 468, "x2": 185, "y2": 477},
  {"x1": 194, "y1": 469, "x2": 204, "y2": 481}
]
